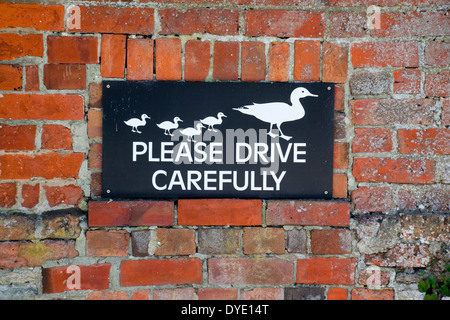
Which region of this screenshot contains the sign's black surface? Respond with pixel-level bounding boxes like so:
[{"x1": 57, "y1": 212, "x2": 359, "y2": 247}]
[{"x1": 102, "y1": 81, "x2": 334, "y2": 199}]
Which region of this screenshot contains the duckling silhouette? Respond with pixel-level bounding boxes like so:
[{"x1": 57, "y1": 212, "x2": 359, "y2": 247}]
[
  {"x1": 124, "y1": 114, "x2": 151, "y2": 133},
  {"x1": 233, "y1": 87, "x2": 317, "y2": 141},
  {"x1": 179, "y1": 123, "x2": 205, "y2": 142},
  {"x1": 157, "y1": 117, "x2": 183, "y2": 136},
  {"x1": 200, "y1": 112, "x2": 227, "y2": 132}
]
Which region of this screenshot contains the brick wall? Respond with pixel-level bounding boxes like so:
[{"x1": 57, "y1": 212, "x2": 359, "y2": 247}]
[{"x1": 0, "y1": 0, "x2": 448, "y2": 300}]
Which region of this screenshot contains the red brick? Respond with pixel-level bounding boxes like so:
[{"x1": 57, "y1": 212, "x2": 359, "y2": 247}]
[
  {"x1": 358, "y1": 268, "x2": 390, "y2": 286},
  {"x1": 350, "y1": 99, "x2": 436, "y2": 126},
  {"x1": 0, "y1": 34, "x2": 43, "y2": 61},
  {"x1": 130, "y1": 290, "x2": 151, "y2": 300},
  {"x1": 311, "y1": 229, "x2": 352, "y2": 254},
  {"x1": 209, "y1": 258, "x2": 294, "y2": 285},
  {"x1": 400, "y1": 214, "x2": 449, "y2": 242},
  {"x1": 0, "y1": 94, "x2": 84, "y2": 121},
  {"x1": 43, "y1": 185, "x2": 83, "y2": 207},
  {"x1": 41, "y1": 125, "x2": 72, "y2": 150},
  {"x1": 42, "y1": 264, "x2": 111, "y2": 294},
  {"x1": 332, "y1": 173, "x2": 347, "y2": 199},
  {"x1": 230, "y1": 0, "x2": 311, "y2": 4},
  {"x1": 398, "y1": 129, "x2": 450, "y2": 155},
  {"x1": 351, "y1": 288, "x2": 394, "y2": 300},
  {"x1": 329, "y1": 12, "x2": 366, "y2": 38},
  {"x1": 0, "y1": 124, "x2": 36, "y2": 151},
  {"x1": 89, "y1": 82, "x2": 103, "y2": 109},
  {"x1": 121, "y1": 258, "x2": 203, "y2": 286},
  {"x1": 425, "y1": 71, "x2": 450, "y2": 97},
  {"x1": 334, "y1": 142, "x2": 348, "y2": 169},
  {"x1": 101, "y1": 34, "x2": 126, "y2": 78},
  {"x1": 154, "y1": 288, "x2": 197, "y2": 300},
  {"x1": 243, "y1": 227, "x2": 285, "y2": 254},
  {"x1": 47, "y1": 36, "x2": 98, "y2": 64},
  {"x1": 88, "y1": 143, "x2": 102, "y2": 170},
  {"x1": 335, "y1": 112, "x2": 347, "y2": 139},
  {"x1": 0, "y1": 3, "x2": 64, "y2": 31},
  {"x1": 178, "y1": 199, "x2": 262, "y2": 226},
  {"x1": 213, "y1": 41, "x2": 239, "y2": 81},
  {"x1": 268, "y1": 42, "x2": 290, "y2": 82},
  {"x1": 351, "y1": 41, "x2": 419, "y2": 68},
  {"x1": 127, "y1": 39, "x2": 154, "y2": 81},
  {"x1": 294, "y1": 40, "x2": 320, "y2": 82},
  {"x1": 327, "y1": 287, "x2": 348, "y2": 300},
  {"x1": 425, "y1": 41, "x2": 450, "y2": 66},
  {"x1": 154, "y1": 228, "x2": 196, "y2": 256},
  {"x1": 353, "y1": 157, "x2": 435, "y2": 184},
  {"x1": 86, "y1": 230, "x2": 129, "y2": 257},
  {"x1": 88, "y1": 200, "x2": 174, "y2": 227},
  {"x1": 155, "y1": 38, "x2": 182, "y2": 81},
  {"x1": 185, "y1": 40, "x2": 210, "y2": 81},
  {"x1": 0, "y1": 183, "x2": 17, "y2": 208},
  {"x1": 241, "y1": 288, "x2": 283, "y2": 300},
  {"x1": 352, "y1": 128, "x2": 393, "y2": 153},
  {"x1": 245, "y1": 10, "x2": 324, "y2": 38},
  {"x1": 393, "y1": 69, "x2": 421, "y2": 94},
  {"x1": 87, "y1": 109, "x2": 102, "y2": 138},
  {"x1": 351, "y1": 186, "x2": 393, "y2": 213},
  {"x1": 374, "y1": 11, "x2": 449, "y2": 37},
  {"x1": 90, "y1": 172, "x2": 102, "y2": 198},
  {"x1": 241, "y1": 41, "x2": 266, "y2": 82},
  {"x1": 266, "y1": 201, "x2": 350, "y2": 226},
  {"x1": 69, "y1": 6, "x2": 154, "y2": 34},
  {"x1": 44, "y1": 64, "x2": 86, "y2": 90},
  {"x1": 25, "y1": 65, "x2": 39, "y2": 92},
  {"x1": 322, "y1": 42, "x2": 349, "y2": 83},
  {"x1": 159, "y1": 9, "x2": 239, "y2": 35},
  {"x1": 297, "y1": 257, "x2": 356, "y2": 285},
  {"x1": 197, "y1": 288, "x2": 238, "y2": 300},
  {"x1": 0, "y1": 65, "x2": 22, "y2": 91},
  {"x1": 21, "y1": 184, "x2": 40, "y2": 209},
  {"x1": 0, "y1": 213, "x2": 35, "y2": 240},
  {"x1": 366, "y1": 243, "x2": 432, "y2": 267},
  {"x1": 0, "y1": 240, "x2": 78, "y2": 268},
  {"x1": 87, "y1": 291, "x2": 128, "y2": 300},
  {"x1": 0, "y1": 153, "x2": 84, "y2": 180},
  {"x1": 334, "y1": 84, "x2": 345, "y2": 111}
]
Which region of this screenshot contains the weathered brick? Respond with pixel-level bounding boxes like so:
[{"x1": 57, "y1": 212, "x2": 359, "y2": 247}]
[
  {"x1": 349, "y1": 71, "x2": 392, "y2": 95},
  {"x1": 87, "y1": 109, "x2": 102, "y2": 138},
  {"x1": 154, "y1": 228, "x2": 196, "y2": 256},
  {"x1": 41, "y1": 125, "x2": 72, "y2": 150},
  {"x1": 351, "y1": 41, "x2": 419, "y2": 68},
  {"x1": 294, "y1": 40, "x2": 320, "y2": 82},
  {"x1": 185, "y1": 40, "x2": 210, "y2": 82},
  {"x1": 332, "y1": 173, "x2": 347, "y2": 199},
  {"x1": 88, "y1": 200, "x2": 174, "y2": 227},
  {"x1": 334, "y1": 111, "x2": 346, "y2": 139},
  {"x1": 154, "y1": 288, "x2": 197, "y2": 300},
  {"x1": 350, "y1": 99, "x2": 436, "y2": 126},
  {"x1": 131, "y1": 230, "x2": 151, "y2": 257},
  {"x1": 351, "y1": 186, "x2": 394, "y2": 213},
  {"x1": 0, "y1": 65, "x2": 22, "y2": 91},
  {"x1": 296, "y1": 257, "x2": 356, "y2": 285},
  {"x1": 334, "y1": 84, "x2": 345, "y2": 111},
  {"x1": 245, "y1": 10, "x2": 324, "y2": 38},
  {"x1": 178, "y1": 199, "x2": 262, "y2": 226},
  {"x1": 0, "y1": 3, "x2": 64, "y2": 31},
  {"x1": 88, "y1": 143, "x2": 102, "y2": 170},
  {"x1": 241, "y1": 288, "x2": 283, "y2": 300},
  {"x1": 87, "y1": 291, "x2": 128, "y2": 300},
  {"x1": 365, "y1": 243, "x2": 433, "y2": 267},
  {"x1": 197, "y1": 288, "x2": 238, "y2": 300},
  {"x1": 0, "y1": 213, "x2": 35, "y2": 240},
  {"x1": 398, "y1": 129, "x2": 449, "y2": 155},
  {"x1": 353, "y1": 157, "x2": 435, "y2": 184},
  {"x1": 47, "y1": 36, "x2": 98, "y2": 64},
  {"x1": 352, "y1": 128, "x2": 393, "y2": 153},
  {"x1": 209, "y1": 258, "x2": 294, "y2": 285},
  {"x1": 0, "y1": 153, "x2": 84, "y2": 180},
  {"x1": 393, "y1": 69, "x2": 421, "y2": 94},
  {"x1": 286, "y1": 228, "x2": 306, "y2": 253},
  {"x1": 398, "y1": 187, "x2": 450, "y2": 213},
  {"x1": 213, "y1": 41, "x2": 239, "y2": 81},
  {"x1": 243, "y1": 227, "x2": 285, "y2": 254},
  {"x1": 101, "y1": 34, "x2": 126, "y2": 78},
  {"x1": 241, "y1": 41, "x2": 266, "y2": 82},
  {"x1": 41, "y1": 210, "x2": 83, "y2": 239},
  {"x1": 329, "y1": 12, "x2": 366, "y2": 37},
  {"x1": 310, "y1": 229, "x2": 352, "y2": 255},
  {"x1": 69, "y1": 6, "x2": 154, "y2": 34},
  {"x1": 86, "y1": 230, "x2": 129, "y2": 257},
  {"x1": 198, "y1": 228, "x2": 242, "y2": 255},
  {"x1": 127, "y1": 39, "x2": 154, "y2": 81},
  {"x1": 44, "y1": 64, "x2": 86, "y2": 90},
  {"x1": 327, "y1": 287, "x2": 348, "y2": 300},
  {"x1": 425, "y1": 41, "x2": 450, "y2": 66},
  {"x1": 424, "y1": 71, "x2": 450, "y2": 97},
  {"x1": 351, "y1": 288, "x2": 394, "y2": 300},
  {"x1": 21, "y1": 184, "x2": 40, "y2": 209},
  {"x1": 322, "y1": 42, "x2": 349, "y2": 83},
  {"x1": 155, "y1": 38, "x2": 182, "y2": 81},
  {"x1": 159, "y1": 9, "x2": 239, "y2": 35},
  {"x1": 443, "y1": 100, "x2": 450, "y2": 126},
  {"x1": 266, "y1": 201, "x2": 350, "y2": 226},
  {"x1": 42, "y1": 264, "x2": 110, "y2": 294},
  {"x1": 0, "y1": 124, "x2": 36, "y2": 151},
  {"x1": 0, "y1": 34, "x2": 43, "y2": 61},
  {"x1": 43, "y1": 185, "x2": 83, "y2": 207},
  {"x1": 88, "y1": 82, "x2": 102, "y2": 109},
  {"x1": 358, "y1": 268, "x2": 390, "y2": 286},
  {"x1": 121, "y1": 258, "x2": 203, "y2": 286},
  {"x1": 334, "y1": 142, "x2": 348, "y2": 169},
  {"x1": 25, "y1": 65, "x2": 39, "y2": 92},
  {"x1": 284, "y1": 287, "x2": 325, "y2": 300},
  {"x1": 0, "y1": 94, "x2": 84, "y2": 120},
  {"x1": 90, "y1": 172, "x2": 102, "y2": 198},
  {"x1": 268, "y1": 42, "x2": 290, "y2": 82}
]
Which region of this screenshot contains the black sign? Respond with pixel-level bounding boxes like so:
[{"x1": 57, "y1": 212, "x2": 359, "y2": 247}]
[{"x1": 102, "y1": 81, "x2": 334, "y2": 199}]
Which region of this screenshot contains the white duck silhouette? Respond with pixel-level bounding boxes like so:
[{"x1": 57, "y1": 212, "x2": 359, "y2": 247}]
[
  {"x1": 157, "y1": 117, "x2": 183, "y2": 136},
  {"x1": 179, "y1": 123, "x2": 205, "y2": 142},
  {"x1": 124, "y1": 114, "x2": 151, "y2": 133},
  {"x1": 200, "y1": 112, "x2": 227, "y2": 132},
  {"x1": 233, "y1": 87, "x2": 318, "y2": 141}
]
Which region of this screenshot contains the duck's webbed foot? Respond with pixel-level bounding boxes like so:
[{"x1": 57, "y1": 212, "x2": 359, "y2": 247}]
[
  {"x1": 279, "y1": 134, "x2": 292, "y2": 141},
  {"x1": 267, "y1": 131, "x2": 279, "y2": 138}
]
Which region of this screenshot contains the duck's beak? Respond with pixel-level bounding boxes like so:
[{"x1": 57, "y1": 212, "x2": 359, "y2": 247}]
[{"x1": 308, "y1": 93, "x2": 318, "y2": 97}]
